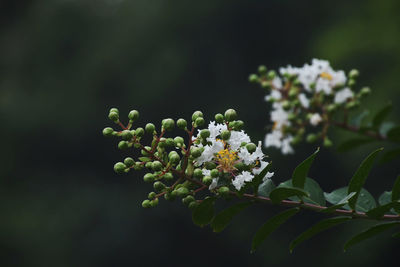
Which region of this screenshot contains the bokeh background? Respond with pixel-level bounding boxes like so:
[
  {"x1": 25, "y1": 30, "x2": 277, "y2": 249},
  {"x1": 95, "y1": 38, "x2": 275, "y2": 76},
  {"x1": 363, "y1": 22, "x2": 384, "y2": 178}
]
[{"x1": 1, "y1": 0, "x2": 400, "y2": 266}]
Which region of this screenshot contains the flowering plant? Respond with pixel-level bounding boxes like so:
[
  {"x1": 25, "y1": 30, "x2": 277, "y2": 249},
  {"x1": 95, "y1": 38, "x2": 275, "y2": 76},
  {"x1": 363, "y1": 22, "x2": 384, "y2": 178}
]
[{"x1": 103, "y1": 59, "x2": 400, "y2": 252}]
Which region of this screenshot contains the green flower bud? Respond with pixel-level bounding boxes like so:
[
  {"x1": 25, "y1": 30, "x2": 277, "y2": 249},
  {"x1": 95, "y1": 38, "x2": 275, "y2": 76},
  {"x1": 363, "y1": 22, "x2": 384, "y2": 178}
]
[
  {"x1": 142, "y1": 199, "x2": 151, "y2": 208},
  {"x1": 224, "y1": 109, "x2": 237, "y2": 122},
  {"x1": 293, "y1": 79, "x2": 301, "y2": 86},
  {"x1": 174, "y1": 136, "x2": 184, "y2": 147},
  {"x1": 327, "y1": 104, "x2": 337, "y2": 113},
  {"x1": 221, "y1": 130, "x2": 231, "y2": 140},
  {"x1": 261, "y1": 81, "x2": 271, "y2": 89},
  {"x1": 124, "y1": 157, "x2": 135, "y2": 167},
  {"x1": 246, "y1": 143, "x2": 257, "y2": 153},
  {"x1": 143, "y1": 173, "x2": 155, "y2": 183},
  {"x1": 110, "y1": 108, "x2": 119, "y2": 114},
  {"x1": 323, "y1": 137, "x2": 333, "y2": 147},
  {"x1": 349, "y1": 69, "x2": 359, "y2": 79},
  {"x1": 162, "y1": 118, "x2": 175, "y2": 131},
  {"x1": 290, "y1": 135, "x2": 302, "y2": 145},
  {"x1": 163, "y1": 138, "x2": 173, "y2": 147},
  {"x1": 190, "y1": 147, "x2": 202, "y2": 158},
  {"x1": 215, "y1": 113, "x2": 224, "y2": 123},
  {"x1": 148, "y1": 192, "x2": 156, "y2": 200},
  {"x1": 234, "y1": 162, "x2": 245, "y2": 171},
  {"x1": 210, "y1": 169, "x2": 219, "y2": 178},
  {"x1": 153, "y1": 181, "x2": 165, "y2": 192},
  {"x1": 145, "y1": 162, "x2": 152, "y2": 169},
  {"x1": 345, "y1": 101, "x2": 359, "y2": 110},
  {"x1": 192, "y1": 111, "x2": 204, "y2": 122},
  {"x1": 162, "y1": 172, "x2": 174, "y2": 181},
  {"x1": 306, "y1": 134, "x2": 318, "y2": 143},
  {"x1": 193, "y1": 168, "x2": 203, "y2": 178},
  {"x1": 169, "y1": 153, "x2": 180, "y2": 165},
  {"x1": 288, "y1": 113, "x2": 297, "y2": 121},
  {"x1": 200, "y1": 129, "x2": 210, "y2": 139},
  {"x1": 118, "y1": 141, "x2": 129, "y2": 150},
  {"x1": 114, "y1": 162, "x2": 127, "y2": 174},
  {"x1": 121, "y1": 130, "x2": 133, "y2": 140},
  {"x1": 248, "y1": 74, "x2": 259, "y2": 83},
  {"x1": 141, "y1": 146, "x2": 151, "y2": 156},
  {"x1": 108, "y1": 112, "x2": 119, "y2": 122},
  {"x1": 145, "y1": 123, "x2": 156, "y2": 133},
  {"x1": 102, "y1": 127, "x2": 114, "y2": 137},
  {"x1": 267, "y1": 70, "x2": 276, "y2": 80},
  {"x1": 128, "y1": 110, "x2": 139, "y2": 121},
  {"x1": 182, "y1": 195, "x2": 195, "y2": 205},
  {"x1": 218, "y1": 186, "x2": 230, "y2": 196},
  {"x1": 202, "y1": 176, "x2": 212, "y2": 185},
  {"x1": 258, "y1": 65, "x2": 267, "y2": 74},
  {"x1": 282, "y1": 100, "x2": 291, "y2": 110},
  {"x1": 195, "y1": 117, "x2": 205, "y2": 127},
  {"x1": 348, "y1": 79, "x2": 356, "y2": 87},
  {"x1": 135, "y1": 127, "x2": 144, "y2": 137},
  {"x1": 288, "y1": 87, "x2": 298, "y2": 98},
  {"x1": 232, "y1": 120, "x2": 244, "y2": 131},
  {"x1": 176, "y1": 187, "x2": 189, "y2": 197},
  {"x1": 150, "y1": 198, "x2": 159, "y2": 207},
  {"x1": 152, "y1": 161, "x2": 163, "y2": 172},
  {"x1": 177, "y1": 118, "x2": 187, "y2": 129},
  {"x1": 205, "y1": 162, "x2": 217, "y2": 170},
  {"x1": 360, "y1": 87, "x2": 371, "y2": 96},
  {"x1": 188, "y1": 201, "x2": 199, "y2": 210}
]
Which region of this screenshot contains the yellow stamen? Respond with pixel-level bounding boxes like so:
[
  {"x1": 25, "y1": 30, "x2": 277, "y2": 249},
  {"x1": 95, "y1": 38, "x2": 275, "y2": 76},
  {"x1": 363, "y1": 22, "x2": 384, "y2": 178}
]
[
  {"x1": 320, "y1": 72, "x2": 333, "y2": 81},
  {"x1": 216, "y1": 149, "x2": 238, "y2": 172}
]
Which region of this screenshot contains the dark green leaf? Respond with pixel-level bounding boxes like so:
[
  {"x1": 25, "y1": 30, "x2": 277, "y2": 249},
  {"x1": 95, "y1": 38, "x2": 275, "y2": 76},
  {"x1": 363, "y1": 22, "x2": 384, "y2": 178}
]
[
  {"x1": 392, "y1": 175, "x2": 400, "y2": 201},
  {"x1": 337, "y1": 138, "x2": 375, "y2": 152},
  {"x1": 289, "y1": 216, "x2": 351, "y2": 252},
  {"x1": 344, "y1": 222, "x2": 400, "y2": 251},
  {"x1": 366, "y1": 201, "x2": 400, "y2": 219},
  {"x1": 380, "y1": 148, "x2": 400, "y2": 164},
  {"x1": 379, "y1": 191, "x2": 392, "y2": 205},
  {"x1": 258, "y1": 179, "x2": 276, "y2": 197},
  {"x1": 252, "y1": 163, "x2": 273, "y2": 195},
  {"x1": 325, "y1": 187, "x2": 376, "y2": 212},
  {"x1": 379, "y1": 122, "x2": 396, "y2": 136},
  {"x1": 372, "y1": 102, "x2": 392, "y2": 129},
  {"x1": 279, "y1": 178, "x2": 325, "y2": 206},
  {"x1": 350, "y1": 110, "x2": 369, "y2": 127},
  {"x1": 388, "y1": 126, "x2": 400, "y2": 142},
  {"x1": 251, "y1": 208, "x2": 299, "y2": 252},
  {"x1": 292, "y1": 148, "x2": 319, "y2": 189},
  {"x1": 139, "y1": 157, "x2": 151, "y2": 162},
  {"x1": 211, "y1": 202, "x2": 252, "y2": 233},
  {"x1": 269, "y1": 187, "x2": 310, "y2": 204},
  {"x1": 348, "y1": 148, "x2": 383, "y2": 210},
  {"x1": 321, "y1": 192, "x2": 357, "y2": 213},
  {"x1": 192, "y1": 197, "x2": 215, "y2": 227}
]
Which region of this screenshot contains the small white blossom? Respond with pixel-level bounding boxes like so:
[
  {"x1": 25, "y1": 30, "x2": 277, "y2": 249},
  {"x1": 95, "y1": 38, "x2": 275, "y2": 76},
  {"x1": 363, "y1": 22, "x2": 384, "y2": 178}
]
[
  {"x1": 209, "y1": 178, "x2": 219, "y2": 190},
  {"x1": 298, "y1": 93, "x2": 310, "y2": 108},
  {"x1": 263, "y1": 172, "x2": 274, "y2": 182},
  {"x1": 281, "y1": 136, "x2": 294, "y2": 154},
  {"x1": 271, "y1": 77, "x2": 282, "y2": 88},
  {"x1": 228, "y1": 130, "x2": 250, "y2": 151},
  {"x1": 265, "y1": 130, "x2": 282, "y2": 149},
  {"x1": 265, "y1": 90, "x2": 282, "y2": 101},
  {"x1": 232, "y1": 171, "x2": 254, "y2": 190},
  {"x1": 334, "y1": 88, "x2": 354, "y2": 104},
  {"x1": 252, "y1": 160, "x2": 269, "y2": 175},
  {"x1": 309, "y1": 113, "x2": 323, "y2": 126}
]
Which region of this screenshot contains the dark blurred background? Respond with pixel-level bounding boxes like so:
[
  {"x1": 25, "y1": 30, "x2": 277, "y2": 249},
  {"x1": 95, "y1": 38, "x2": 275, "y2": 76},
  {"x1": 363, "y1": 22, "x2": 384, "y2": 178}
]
[{"x1": 1, "y1": 0, "x2": 400, "y2": 266}]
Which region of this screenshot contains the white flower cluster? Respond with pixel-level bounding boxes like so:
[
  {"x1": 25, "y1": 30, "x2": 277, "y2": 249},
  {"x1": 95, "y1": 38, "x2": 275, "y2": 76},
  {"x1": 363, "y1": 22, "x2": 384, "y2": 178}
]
[{"x1": 193, "y1": 121, "x2": 273, "y2": 191}]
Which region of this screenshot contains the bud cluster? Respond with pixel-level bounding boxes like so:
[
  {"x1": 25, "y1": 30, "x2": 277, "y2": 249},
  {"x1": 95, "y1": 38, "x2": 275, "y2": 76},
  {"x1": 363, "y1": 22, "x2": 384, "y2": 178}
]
[{"x1": 249, "y1": 59, "x2": 371, "y2": 154}]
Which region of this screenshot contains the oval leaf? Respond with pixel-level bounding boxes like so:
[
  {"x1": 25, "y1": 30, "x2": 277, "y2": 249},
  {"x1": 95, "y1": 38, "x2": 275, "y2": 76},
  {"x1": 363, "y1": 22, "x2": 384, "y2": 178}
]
[
  {"x1": 192, "y1": 197, "x2": 215, "y2": 227},
  {"x1": 337, "y1": 138, "x2": 375, "y2": 152},
  {"x1": 292, "y1": 148, "x2": 319, "y2": 189},
  {"x1": 279, "y1": 178, "x2": 325, "y2": 206},
  {"x1": 344, "y1": 222, "x2": 400, "y2": 251},
  {"x1": 379, "y1": 191, "x2": 392, "y2": 205},
  {"x1": 321, "y1": 192, "x2": 357, "y2": 213},
  {"x1": 258, "y1": 179, "x2": 276, "y2": 197},
  {"x1": 372, "y1": 102, "x2": 392, "y2": 129},
  {"x1": 366, "y1": 201, "x2": 400, "y2": 219},
  {"x1": 211, "y1": 202, "x2": 252, "y2": 233},
  {"x1": 269, "y1": 187, "x2": 310, "y2": 204},
  {"x1": 348, "y1": 148, "x2": 383, "y2": 210},
  {"x1": 325, "y1": 187, "x2": 376, "y2": 212},
  {"x1": 290, "y1": 216, "x2": 351, "y2": 252},
  {"x1": 251, "y1": 208, "x2": 299, "y2": 252}
]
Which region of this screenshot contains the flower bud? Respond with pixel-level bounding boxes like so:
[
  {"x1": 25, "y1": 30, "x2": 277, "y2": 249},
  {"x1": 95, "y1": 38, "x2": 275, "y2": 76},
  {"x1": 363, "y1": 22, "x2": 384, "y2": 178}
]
[
  {"x1": 145, "y1": 162, "x2": 152, "y2": 169},
  {"x1": 327, "y1": 104, "x2": 337, "y2": 113},
  {"x1": 218, "y1": 186, "x2": 230, "y2": 196},
  {"x1": 108, "y1": 112, "x2": 119, "y2": 122},
  {"x1": 188, "y1": 201, "x2": 199, "y2": 210},
  {"x1": 135, "y1": 127, "x2": 144, "y2": 137},
  {"x1": 145, "y1": 123, "x2": 156, "y2": 134},
  {"x1": 118, "y1": 141, "x2": 129, "y2": 150},
  {"x1": 152, "y1": 161, "x2": 163, "y2": 172},
  {"x1": 349, "y1": 69, "x2": 359, "y2": 79},
  {"x1": 182, "y1": 195, "x2": 195, "y2": 205},
  {"x1": 246, "y1": 143, "x2": 257, "y2": 153},
  {"x1": 195, "y1": 117, "x2": 205, "y2": 127},
  {"x1": 142, "y1": 199, "x2": 151, "y2": 208},
  {"x1": 215, "y1": 113, "x2": 224, "y2": 123},
  {"x1": 234, "y1": 162, "x2": 245, "y2": 171},
  {"x1": 190, "y1": 147, "x2": 202, "y2": 158},
  {"x1": 345, "y1": 101, "x2": 359, "y2": 110},
  {"x1": 153, "y1": 181, "x2": 165, "y2": 192},
  {"x1": 168, "y1": 152, "x2": 180, "y2": 165},
  {"x1": 348, "y1": 79, "x2": 356, "y2": 87},
  {"x1": 200, "y1": 129, "x2": 210, "y2": 139},
  {"x1": 121, "y1": 130, "x2": 133, "y2": 140},
  {"x1": 177, "y1": 118, "x2": 187, "y2": 129},
  {"x1": 288, "y1": 113, "x2": 297, "y2": 121},
  {"x1": 224, "y1": 109, "x2": 237, "y2": 122},
  {"x1": 148, "y1": 192, "x2": 156, "y2": 200},
  {"x1": 141, "y1": 146, "x2": 151, "y2": 156},
  {"x1": 124, "y1": 157, "x2": 135, "y2": 167},
  {"x1": 221, "y1": 130, "x2": 231, "y2": 140},
  {"x1": 210, "y1": 169, "x2": 219, "y2": 178},
  {"x1": 162, "y1": 118, "x2": 175, "y2": 131},
  {"x1": 193, "y1": 168, "x2": 203, "y2": 178},
  {"x1": 102, "y1": 127, "x2": 114, "y2": 137},
  {"x1": 267, "y1": 70, "x2": 276, "y2": 80},
  {"x1": 232, "y1": 120, "x2": 244, "y2": 130},
  {"x1": 288, "y1": 87, "x2": 298, "y2": 98},
  {"x1": 128, "y1": 110, "x2": 139, "y2": 121},
  {"x1": 360, "y1": 87, "x2": 371, "y2": 96},
  {"x1": 143, "y1": 173, "x2": 155, "y2": 183},
  {"x1": 164, "y1": 138, "x2": 174, "y2": 147},
  {"x1": 306, "y1": 134, "x2": 318, "y2": 143},
  {"x1": 282, "y1": 100, "x2": 291, "y2": 110},
  {"x1": 174, "y1": 136, "x2": 184, "y2": 147},
  {"x1": 258, "y1": 65, "x2": 267, "y2": 74},
  {"x1": 202, "y1": 176, "x2": 212, "y2": 185},
  {"x1": 162, "y1": 172, "x2": 174, "y2": 181},
  {"x1": 110, "y1": 108, "x2": 119, "y2": 114},
  {"x1": 176, "y1": 187, "x2": 189, "y2": 197},
  {"x1": 114, "y1": 162, "x2": 127, "y2": 174},
  {"x1": 290, "y1": 135, "x2": 302, "y2": 145},
  {"x1": 150, "y1": 198, "x2": 159, "y2": 207},
  {"x1": 248, "y1": 74, "x2": 259, "y2": 83},
  {"x1": 192, "y1": 111, "x2": 204, "y2": 122},
  {"x1": 323, "y1": 137, "x2": 333, "y2": 147},
  {"x1": 205, "y1": 162, "x2": 217, "y2": 170},
  {"x1": 164, "y1": 192, "x2": 175, "y2": 201}
]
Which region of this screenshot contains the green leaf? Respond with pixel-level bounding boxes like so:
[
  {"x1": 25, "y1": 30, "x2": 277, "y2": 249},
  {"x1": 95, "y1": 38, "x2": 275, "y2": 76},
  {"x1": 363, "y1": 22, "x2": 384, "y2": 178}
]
[
  {"x1": 252, "y1": 163, "x2": 273, "y2": 195},
  {"x1": 337, "y1": 138, "x2": 375, "y2": 152},
  {"x1": 388, "y1": 126, "x2": 400, "y2": 142},
  {"x1": 372, "y1": 102, "x2": 392, "y2": 129},
  {"x1": 379, "y1": 121, "x2": 396, "y2": 136},
  {"x1": 192, "y1": 197, "x2": 216, "y2": 227},
  {"x1": 380, "y1": 148, "x2": 400, "y2": 164},
  {"x1": 366, "y1": 201, "x2": 400, "y2": 219},
  {"x1": 289, "y1": 216, "x2": 351, "y2": 252},
  {"x1": 211, "y1": 202, "x2": 252, "y2": 233},
  {"x1": 269, "y1": 187, "x2": 310, "y2": 204},
  {"x1": 257, "y1": 179, "x2": 276, "y2": 197},
  {"x1": 392, "y1": 175, "x2": 400, "y2": 201},
  {"x1": 292, "y1": 148, "x2": 319, "y2": 189},
  {"x1": 378, "y1": 191, "x2": 392, "y2": 205},
  {"x1": 279, "y1": 178, "x2": 325, "y2": 206},
  {"x1": 321, "y1": 192, "x2": 357, "y2": 213},
  {"x1": 251, "y1": 208, "x2": 299, "y2": 252},
  {"x1": 325, "y1": 187, "x2": 377, "y2": 212},
  {"x1": 350, "y1": 110, "x2": 369, "y2": 127},
  {"x1": 139, "y1": 157, "x2": 151, "y2": 162},
  {"x1": 348, "y1": 148, "x2": 383, "y2": 210},
  {"x1": 343, "y1": 222, "x2": 400, "y2": 251}
]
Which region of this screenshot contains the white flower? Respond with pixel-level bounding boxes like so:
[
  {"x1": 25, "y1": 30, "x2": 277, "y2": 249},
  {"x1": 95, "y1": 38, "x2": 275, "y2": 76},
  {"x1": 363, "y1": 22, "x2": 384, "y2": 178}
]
[
  {"x1": 238, "y1": 141, "x2": 265, "y2": 165},
  {"x1": 265, "y1": 130, "x2": 282, "y2": 148},
  {"x1": 195, "y1": 140, "x2": 224, "y2": 166},
  {"x1": 281, "y1": 136, "x2": 294, "y2": 154},
  {"x1": 232, "y1": 171, "x2": 254, "y2": 190},
  {"x1": 271, "y1": 103, "x2": 290, "y2": 129},
  {"x1": 252, "y1": 160, "x2": 269, "y2": 175},
  {"x1": 263, "y1": 172, "x2": 274, "y2": 182},
  {"x1": 298, "y1": 93, "x2": 310, "y2": 108},
  {"x1": 265, "y1": 89, "x2": 282, "y2": 101},
  {"x1": 209, "y1": 178, "x2": 219, "y2": 190},
  {"x1": 207, "y1": 121, "x2": 227, "y2": 140},
  {"x1": 228, "y1": 130, "x2": 250, "y2": 151},
  {"x1": 272, "y1": 77, "x2": 282, "y2": 88},
  {"x1": 334, "y1": 88, "x2": 354, "y2": 104},
  {"x1": 309, "y1": 113, "x2": 323, "y2": 126},
  {"x1": 315, "y1": 78, "x2": 332, "y2": 95}
]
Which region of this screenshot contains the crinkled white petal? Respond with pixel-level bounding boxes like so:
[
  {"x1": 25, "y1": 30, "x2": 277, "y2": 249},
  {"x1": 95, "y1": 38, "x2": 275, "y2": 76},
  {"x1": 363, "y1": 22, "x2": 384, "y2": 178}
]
[
  {"x1": 228, "y1": 130, "x2": 250, "y2": 151},
  {"x1": 202, "y1": 169, "x2": 211, "y2": 176},
  {"x1": 209, "y1": 178, "x2": 219, "y2": 190},
  {"x1": 334, "y1": 88, "x2": 354, "y2": 104},
  {"x1": 232, "y1": 171, "x2": 254, "y2": 190},
  {"x1": 272, "y1": 77, "x2": 282, "y2": 88},
  {"x1": 207, "y1": 121, "x2": 227, "y2": 140},
  {"x1": 309, "y1": 113, "x2": 323, "y2": 126},
  {"x1": 238, "y1": 148, "x2": 253, "y2": 165},
  {"x1": 195, "y1": 140, "x2": 224, "y2": 166},
  {"x1": 298, "y1": 93, "x2": 310, "y2": 108},
  {"x1": 281, "y1": 135, "x2": 294, "y2": 154},
  {"x1": 252, "y1": 160, "x2": 270, "y2": 175},
  {"x1": 265, "y1": 130, "x2": 282, "y2": 148},
  {"x1": 265, "y1": 90, "x2": 282, "y2": 101},
  {"x1": 262, "y1": 172, "x2": 274, "y2": 182}
]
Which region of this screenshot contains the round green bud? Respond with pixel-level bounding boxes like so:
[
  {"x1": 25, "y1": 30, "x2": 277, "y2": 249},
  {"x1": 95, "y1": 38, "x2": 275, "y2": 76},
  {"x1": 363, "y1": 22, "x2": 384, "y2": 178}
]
[
  {"x1": 287, "y1": 113, "x2": 297, "y2": 121},
  {"x1": 221, "y1": 130, "x2": 231, "y2": 140},
  {"x1": 218, "y1": 186, "x2": 230, "y2": 196},
  {"x1": 165, "y1": 138, "x2": 175, "y2": 147},
  {"x1": 258, "y1": 65, "x2": 267, "y2": 74},
  {"x1": 110, "y1": 108, "x2": 119, "y2": 114},
  {"x1": 215, "y1": 113, "x2": 224, "y2": 123},
  {"x1": 124, "y1": 157, "x2": 135, "y2": 167},
  {"x1": 164, "y1": 192, "x2": 175, "y2": 201},
  {"x1": 142, "y1": 199, "x2": 151, "y2": 208},
  {"x1": 182, "y1": 195, "x2": 195, "y2": 205},
  {"x1": 190, "y1": 147, "x2": 202, "y2": 158},
  {"x1": 234, "y1": 162, "x2": 245, "y2": 171},
  {"x1": 349, "y1": 69, "x2": 359, "y2": 79},
  {"x1": 290, "y1": 135, "x2": 302, "y2": 145},
  {"x1": 153, "y1": 181, "x2": 165, "y2": 192},
  {"x1": 323, "y1": 137, "x2": 333, "y2": 147},
  {"x1": 141, "y1": 146, "x2": 151, "y2": 156},
  {"x1": 148, "y1": 192, "x2": 156, "y2": 200},
  {"x1": 267, "y1": 70, "x2": 276, "y2": 80},
  {"x1": 192, "y1": 111, "x2": 204, "y2": 122},
  {"x1": 346, "y1": 101, "x2": 359, "y2": 110},
  {"x1": 193, "y1": 168, "x2": 203, "y2": 178},
  {"x1": 205, "y1": 162, "x2": 217, "y2": 170},
  {"x1": 145, "y1": 162, "x2": 152, "y2": 169},
  {"x1": 169, "y1": 154, "x2": 180, "y2": 165},
  {"x1": 121, "y1": 130, "x2": 133, "y2": 140},
  {"x1": 348, "y1": 79, "x2": 356, "y2": 87},
  {"x1": 246, "y1": 143, "x2": 257, "y2": 153},
  {"x1": 232, "y1": 120, "x2": 244, "y2": 131},
  {"x1": 143, "y1": 173, "x2": 155, "y2": 183},
  {"x1": 118, "y1": 141, "x2": 129, "y2": 150},
  {"x1": 135, "y1": 127, "x2": 144, "y2": 137},
  {"x1": 202, "y1": 176, "x2": 212, "y2": 185},
  {"x1": 224, "y1": 109, "x2": 237, "y2": 122},
  {"x1": 145, "y1": 123, "x2": 156, "y2": 134},
  {"x1": 151, "y1": 161, "x2": 163, "y2": 172},
  {"x1": 102, "y1": 127, "x2": 114, "y2": 137},
  {"x1": 248, "y1": 74, "x2": 259, "y2": 83},
  {"x1": 210, "y1": 169, "x2": 219, "y2": 178},
  {"x1": 176, "y1": 187, "x2": 189, "y2": 197},
  {"x1": 108, "y1": 112, "x2": 119, "y2": 122},
  {"x1": 162, "y1": 118, "x2": 175, "y2": 131},
  {"x1": 282, "y1": 100, "x2": 291, "y2": 110},
  {"x1": 114, "y1": 162, "x2": 127, "y2": 174},
  {"x1": 327, "y1": 104, "x2": 337, "y2": 113},
  {"x1": 128, "y1": 110, "x2": 139, "y2": 121},
  {"x1": 174, "y1": 136, "x2": 184, "y2": 147},
  {"x1": 261, "y1": 81, "x2": 271, "y2": 89},
  {"x1": 177, "y1": 118, "x2": 187, "y2": 129},
  {"x1": 188, "y1": 201, "x2": 199, "y2": 210},
  {"x1": 200, "y1": 129, "x2": 210, "y2": 139},
  {"x1": 293, "y1": 79, "x2": 301, "y2": 86},
  {"x1": 360, "y1": 87, "x2": 371, "y2": 96},
  {"x1": 195, "y1": 117, "x2": 205, "y2": 127},
  {"x1": 289, "y1": 87, "x2": 298, "y2": 98},
  {"x1": 306, "y1": 134, "x2": 318, "y2": 143},
  {"x1": 162, "y1": 172, "x2": 174, "y2": 181},
  {"x1": 150, "y1": 198, "x2": 159, "y2": 207}
]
